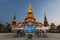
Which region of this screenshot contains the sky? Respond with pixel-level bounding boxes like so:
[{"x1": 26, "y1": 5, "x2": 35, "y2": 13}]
[{"x1": 0, "y1": 0, "x2": 60, "y2": 26}]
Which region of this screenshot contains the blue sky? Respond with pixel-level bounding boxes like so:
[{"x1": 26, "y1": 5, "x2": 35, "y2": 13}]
[{"x1": 0, "y1": 0, "x2": 60, "y2": 25}]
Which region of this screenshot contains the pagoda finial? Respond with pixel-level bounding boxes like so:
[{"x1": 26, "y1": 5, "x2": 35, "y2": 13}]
[
  {"x1": 44, "y1": 12, "x2": 47, "y2": 21},
  {"x1": 44, "y1": 7, "x2": 46, "y2": 16},
  {"x1": 44, "y1": 12, "x2": 46, "y2": 17},
  {"x1": 28, "y1": 0, "x2": 32, "y2": 12}
]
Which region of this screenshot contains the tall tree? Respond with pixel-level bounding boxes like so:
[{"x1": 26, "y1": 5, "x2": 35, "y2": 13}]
[
  {"x1": 56, "y1": 25, "x2": 60, "y2": 32},
  {"x1": 49, "y1": 23, "x2": 56, "y2": 32},
  {"x1": 0, "y1": 23, "x2": 5, "y2": 32},
  {"x1": 5, "y1": 23, "x2": 11, "y2": 32}
]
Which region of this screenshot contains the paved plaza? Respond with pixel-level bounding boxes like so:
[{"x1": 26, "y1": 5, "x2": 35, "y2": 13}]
[{"x1": 0, "y1": 33, "x2": 60, "y2": 40}]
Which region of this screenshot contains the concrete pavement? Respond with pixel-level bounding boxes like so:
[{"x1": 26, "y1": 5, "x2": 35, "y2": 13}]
[{"x1": 0, "y1": 33, "x2": 60, "y2": 40}]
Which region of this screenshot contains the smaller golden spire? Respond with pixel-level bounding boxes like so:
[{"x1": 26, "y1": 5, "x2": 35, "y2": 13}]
[
  {"x1": 28, "y1": 2, "x2": 32, "y2": 12},
  {"x1": 11, "y1": 12, "x2": 16, "y2": 27},
  {"x1": 44, "y1": 13, "x2": 49, "y2": 27},
  {"x1": 44, "y1": 13, "x2": 47, "y2": 21},
  {"x1": 13, "y1": 12, "x2": 16, "y2": 21}
]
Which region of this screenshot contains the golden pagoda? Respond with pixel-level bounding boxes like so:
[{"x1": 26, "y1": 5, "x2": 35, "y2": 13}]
[
  {"x1": 24, "y1": 3, "x2": 36, "y2": 22},
  {"x1": 11, "y1": 2, "x2": 43, "y2": 27}
]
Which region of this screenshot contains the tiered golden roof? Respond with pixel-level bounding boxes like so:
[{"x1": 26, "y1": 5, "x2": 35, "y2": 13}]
[{"x1": 18, "y1": 22, "x2": 25, "y2": 27}]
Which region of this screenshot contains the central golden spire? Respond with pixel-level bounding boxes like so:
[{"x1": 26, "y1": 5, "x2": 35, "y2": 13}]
[
  {"x1": 24, "y1": 2, "x2": 36, "y2": 22},
  {"x1": 28, "y1": 2, "x2": 32, "y2": 12}
]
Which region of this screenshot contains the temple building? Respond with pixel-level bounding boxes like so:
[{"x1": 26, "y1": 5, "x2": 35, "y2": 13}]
[
  {"x1": 10, "y1": 2, "x2": 50, "y2": 38},
  {"x1": 11, "y1": 2, "x2": 49, "y2": 28}
]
